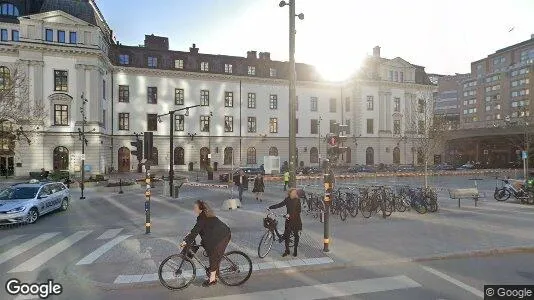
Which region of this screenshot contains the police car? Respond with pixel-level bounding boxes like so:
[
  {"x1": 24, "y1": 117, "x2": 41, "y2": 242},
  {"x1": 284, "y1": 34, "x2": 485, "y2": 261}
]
[{"x1": 0, "y1": 180, "x2": 70, "y2": 225}]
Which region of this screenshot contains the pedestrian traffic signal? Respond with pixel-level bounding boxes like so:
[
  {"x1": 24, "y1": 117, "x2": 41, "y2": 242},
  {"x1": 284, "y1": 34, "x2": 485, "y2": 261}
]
[{"x1": 323, "y1": 172, "x2": 334, "y2": 202}]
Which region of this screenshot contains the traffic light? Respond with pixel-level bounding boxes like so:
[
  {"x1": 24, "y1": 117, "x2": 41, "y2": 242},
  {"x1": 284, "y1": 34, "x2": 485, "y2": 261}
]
[
  {"x1": 131, "y1": 140, "x2": 143, "y2": 162},
  {"x1": 323, "y1": 172, "x2": 334, "y2": 201},
  {"x1": 337, "y1": 124, "x2": 349, "y2": 154},
  {"x1": 144, "y1": 131, "x2": 154, "y2": 163}
]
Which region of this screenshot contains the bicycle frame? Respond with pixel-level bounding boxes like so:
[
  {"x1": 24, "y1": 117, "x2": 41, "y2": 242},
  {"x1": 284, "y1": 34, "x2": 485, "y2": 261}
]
[
  {"x1": 265, "y1": 212, "x2": 287, "y2": 242},
  {"x1": 180, "y1": 244, "x2": 238, "y2": 278}
]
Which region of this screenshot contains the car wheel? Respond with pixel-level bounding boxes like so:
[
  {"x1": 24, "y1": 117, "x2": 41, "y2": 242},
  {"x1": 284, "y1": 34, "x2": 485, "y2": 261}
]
[
  {"x1": 60, "y1": 198, "x2": 69, "y2": 211},
  {"x1": 26, "y1": 208, "x2": 39, "y2": 224}
]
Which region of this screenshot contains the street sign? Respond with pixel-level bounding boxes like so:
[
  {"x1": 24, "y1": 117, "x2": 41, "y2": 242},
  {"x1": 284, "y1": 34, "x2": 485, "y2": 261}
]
[
  {"x1": 522, "y1": 151, "x2": 528, "y2": 159},
  {"x1": 208, "y1": 154, "x2": 212, "y2": 159},
  {"x1": 84, "y1": 164, "x2": 92, "y2": 172}
]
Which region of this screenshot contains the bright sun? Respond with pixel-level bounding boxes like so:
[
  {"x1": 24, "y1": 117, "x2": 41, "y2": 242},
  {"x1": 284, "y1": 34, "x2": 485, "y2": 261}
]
[{"x1": 314, "y1": 55, "x2": 366, "y2": 82}]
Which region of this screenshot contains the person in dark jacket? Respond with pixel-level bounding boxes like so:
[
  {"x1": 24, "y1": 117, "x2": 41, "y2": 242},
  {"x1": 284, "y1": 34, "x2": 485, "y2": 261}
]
[
  {"x1": 252, "y1": 174, "x2": 265, "y2": 201},
  {"x1": 268, "y1": 188, "x2": 302, "y2": 257},
  {"x1": 180, "y1": 200, "x2": 231, "y2": 287},
  {"x1": 233, "y1": 169, "x2": 247, "y2": 202}
]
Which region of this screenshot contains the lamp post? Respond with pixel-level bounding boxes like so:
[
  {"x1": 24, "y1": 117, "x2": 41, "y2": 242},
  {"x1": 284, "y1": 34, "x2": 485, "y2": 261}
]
[
  {"x1": 318, "y1": 116, "x2": 322, "y2": 165},
  {"x1": 78, "y1": 93, "x2": 88, "y2": 200},
  {"x1": 157, "y1": 104, "x2": 201, "y2": 197},
  {"x1": 279, "y1": 0, "x2": 303, "y2": 188}
]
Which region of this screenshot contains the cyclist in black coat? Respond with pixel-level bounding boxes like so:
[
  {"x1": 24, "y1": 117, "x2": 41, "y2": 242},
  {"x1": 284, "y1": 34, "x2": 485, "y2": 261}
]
[
  {"x1": 180, "y1": 200, "x2": 231, "y2": 287},
  {"x1": 268, "y1": 188, "x2": 302, "y2": 257}
]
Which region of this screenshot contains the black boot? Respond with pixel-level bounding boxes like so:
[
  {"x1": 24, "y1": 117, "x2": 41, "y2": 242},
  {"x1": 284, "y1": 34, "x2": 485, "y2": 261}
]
[
  {"x1": 282, "y1": 250, "x2": 290, "y2": 257},
  {"x1": 293, "y1": 249, "x2": 298, "y2": 257}
]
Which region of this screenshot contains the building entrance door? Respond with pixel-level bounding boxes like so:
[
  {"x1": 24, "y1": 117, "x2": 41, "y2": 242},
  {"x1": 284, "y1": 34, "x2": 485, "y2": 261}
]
[{"x1": 0, "y1": 156, "x2": 14, "y2": 176}]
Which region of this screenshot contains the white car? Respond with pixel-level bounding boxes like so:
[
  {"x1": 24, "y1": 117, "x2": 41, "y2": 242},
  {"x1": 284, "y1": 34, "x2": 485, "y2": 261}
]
[{"x1": 0, "y1": 180, "x2": 70, "y2": 225}]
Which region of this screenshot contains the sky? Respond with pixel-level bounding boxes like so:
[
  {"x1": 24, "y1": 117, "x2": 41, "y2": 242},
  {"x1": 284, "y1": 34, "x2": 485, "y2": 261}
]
[{"x1": 95, "y1": 0, "x2": 534, "y2": 81}]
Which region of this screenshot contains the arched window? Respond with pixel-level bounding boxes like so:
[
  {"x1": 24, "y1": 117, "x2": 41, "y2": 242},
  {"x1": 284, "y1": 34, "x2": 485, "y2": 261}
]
[
  {"x1": 53, "y1": 146, "x2": 69, "y2": 170},
  {"x1": 0, "y1": 3, "x2": 19, "y2": 16},
  {"x1": 174, "y1": 147, "x2": 184, "y2": 165},
  {"x1": 345, "y1": 147, "x2": 352, "y2": 163},
  {"x1": 366, "y1": 147, "x2": 374, "y2": 165},
  {"x1": 0, "y1": 66, "x2": 10, "y2": 90},
  {"x1": 200, "y1": 147, "x2": 209, "y2": 170},
  {"x1": 247, "y1": 147, "x2": 256, "y2": 164},
  {"x1": 309, "y1": 147, "x2": 318, "y2": 163},
  {"x1": 268, "y1": 146, "x2": 278, "y2": 156},
  {"x1": 151, "y1": 147, "x2": 158, "y2": 166},
  {"x1": 223, "y1": 147, "x2": 233, "y2": 165},
  {"x1": 417, "y1": 148, "x2": 424, "y2": 165},
  {"x1": 393, "y1": 147, "x2": 401, "y2": 164}
]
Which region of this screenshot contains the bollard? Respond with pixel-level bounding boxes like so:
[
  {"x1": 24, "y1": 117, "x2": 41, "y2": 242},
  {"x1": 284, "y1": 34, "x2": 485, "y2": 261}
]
[
  {"x1": 145, "y1": 171, "x2": 151, "y2": 234},
  {"x1": 118, "y1": 179, "x2": 124, "y2": 194}
]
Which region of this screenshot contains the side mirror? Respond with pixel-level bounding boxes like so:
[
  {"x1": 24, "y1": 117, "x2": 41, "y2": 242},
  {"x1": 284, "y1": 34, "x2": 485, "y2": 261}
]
[{"x1": 38, "y1": 194, "x2": 48, "y2": 199}]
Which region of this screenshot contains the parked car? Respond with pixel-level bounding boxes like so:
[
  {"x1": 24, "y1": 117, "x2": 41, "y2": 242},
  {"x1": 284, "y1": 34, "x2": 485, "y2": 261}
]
[
  {"x1": 219, "y1": 167, "x2": 263, "y2": 183},
  {"x1": 434, "y1": 163, "x2": 455, "y2": 171},
  {"x1": 397, "y1": 164, "x2": 416, "y2": 172},
  {"x1": 296, "y1": 166, "x2": 323, "y2": 175},
  {"x1": 457, "y1": 162, "x2": 484, "y2": 170},
  {"x1": 0, "y1": 180, "x2": 70, "y2": 225}
]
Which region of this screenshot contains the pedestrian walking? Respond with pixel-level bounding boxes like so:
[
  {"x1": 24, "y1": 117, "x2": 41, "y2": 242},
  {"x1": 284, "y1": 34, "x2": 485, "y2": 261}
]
[
  {"x1": 283, "y1": 170, "x2": 289, "y2": 191},
  {"x1": 252, "y1": 174, "x2": 265, "y2": 201},
  {"x1": 233, "y1": 169, "x2": 247, "y2": 202},
  {"x1": 268, "y1": 188, "x2": 302, "y2": 257}
]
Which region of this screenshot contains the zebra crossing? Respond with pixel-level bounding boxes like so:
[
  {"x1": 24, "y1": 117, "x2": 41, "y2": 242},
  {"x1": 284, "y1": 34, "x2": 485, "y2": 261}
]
[{"x1": 0, "y1": 228, "x2": 133, "y2": 274}]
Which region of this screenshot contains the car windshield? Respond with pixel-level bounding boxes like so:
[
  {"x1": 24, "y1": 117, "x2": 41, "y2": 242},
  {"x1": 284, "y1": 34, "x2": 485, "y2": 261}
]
[{"x1": 0, "y1": 187, "x2": 39, "y2": 200}]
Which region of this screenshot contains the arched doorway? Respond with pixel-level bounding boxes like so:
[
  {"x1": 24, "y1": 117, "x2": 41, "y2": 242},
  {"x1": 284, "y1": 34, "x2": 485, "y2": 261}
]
[
  {"x1": 345, "y1": 147, "x2": 352, "y2": 163},
  {"x1": 118, "y1": 147, "x2": 130, "y2": 172},
  {"x1": 224, "y1": 147, "x2": 233, "y2": 165},
  {"x1": 310, "y1": 147, "x2": 318, "y2": 163},
  {"x1": 53, "y1": 146, "x2": 69, "y2": 170},
  {"x1": 268, "y1": 147, "x2": 278, "y2": 156},
  {"x1": 393, "y1": 147, "x2": 400, "y2": 164},
  {"x1": 200, "y1": 147, "x2": 209, "y2": 170},
  {"x1": 174, "y1": 147, "x2": 185, "y2": 165},
  {"x1": 365, "y1": 147, "x2": 374, "y2": 165}
]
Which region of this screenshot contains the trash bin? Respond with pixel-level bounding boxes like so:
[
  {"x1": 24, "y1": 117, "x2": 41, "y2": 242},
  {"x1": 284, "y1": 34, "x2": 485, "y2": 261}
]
[
  {"x1": 174, "y1": 185, "x2": 180, "y2": 198},
  {"x1": 188, "y1": 162, "x2": 194, "y2": 171}
]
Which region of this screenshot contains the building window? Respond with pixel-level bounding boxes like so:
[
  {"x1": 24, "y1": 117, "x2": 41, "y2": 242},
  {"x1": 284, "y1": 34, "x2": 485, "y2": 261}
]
[
  {"x1": 311, "y1": 119, "x2": 318, "y2": 134},
  {"x1": 103, "y1": 80, "x2": 106, "y2": 100},
  {"x1": 247, "y1": 117, "x2": 256, "y2": 133},
  {"x1": 69, "y1": 31, "x2": 76, "y2": 44},
  {"x1": 310, "y1": 147, "x2": 318, "y2": 163},
  {"x1": 174, "y1": 147, "x2": 185, "y2": 165},
  {"x1": 147, "y1": 56, "x2": 158, "y2": 68},
  {"x1": 329, "y1": 120, "x2": 336, "y2": 133},
  {"x1": 174, "y1": 59, "x2": 183, "y2": 69},
  {"x1": 310, "y1": 97, "x2": 318, "y2": 111},
  {"x1": 223, "y1": 147, "x2": 233, "y2": 165},
  {"x1": 270, "y1": 68, "x2": 277, "y2": 77},
  {"x1": 224, "y1": 116, "x2": 233, "y2": 132},
  {"x1": 269, "y1": 147, "x2": 278, "y2": 156},
  {"x1": 345, "y1": 119, "x2": 351, "y2": 134},
  {"x1": 151, "y1": 147, "x2": 159, "y2": 165},
  {"x1": 118, "y1": 85, "x2": 129, "y2": 102},
  {"x1": 394, "y1": 71, "x2": 398, "y2": 82},
  {"x1": 53, "y1": 146, "x2": 69, "y2": 171},
  {"x1": 0, "y1": 3, "x2": 19, "y2": 16},
  {"x1": 393, "y1": 120, "x2": 400, "y2": 134},
  {"x1": 345, "y1": 97, "x2": 350, "y2": 112},
  {"x1": 247, "y1": 93, "x2": 256, "y2": 108},
  {"x1": 400, "y1": 72, "x2": 404, "y2": 82},
  {"x1": 389, "y1": 70, "x2": 393, "y2": 81},
  {"x1": 366, "y1": 147, "x2": 374, "y2": 165},
  {"x1": 295, "y1": 118, "x2": 298, "y2": 134},
  {"x1": 175, "y1": 88, "x2": 184, "y2": 105},
  {"x1": 119, "y1": 54, "x2": 129, "y2": 65},
  {"x1": 147, "y1": 114, "x2": 157, "y2": 131},
  {"x1": 54, "y1": 104, "x2": 68, "y2": 125},
  {"x1": 0, "y1": 29, "x2": 7, "y2": 41},
  {"x1": 394, "y1": 97, "x2": 400, "y2": 112},
  {"x1": 118, "y1": 113, "x2": 129, "y2": 130},
  {"x1": 248, "y1": 66, "x2": 256, "y2": 76},
  {"x1": 247, "y1": 147, "x2": 256, "y2": 164},
  {"x1": 329, "y1": 98, "x2": 336, "y2": 112},
  {"x1": 200, "y1": 61, "x2": 209, "y2": 71},
  {"x1": 175, "y1": 115, "x2": 184, "y2": 131},
  {"x1": 366, "y1": 119, "x2": 374, "y2": 134},
  {"x1": 224, "y1": 63, "x2": 233, "y2": 74},
  {"x1": 54, "y1": 70, "x2": 68, "y2": 91},
  {"x1": 225, "y1": 91, "x2": 233, "y2": 107},
  {"x1": 418, "y1": 99, "x2": 425, "y2": 113},
  {"x1": 57, "y1": 30, "x2": 65, "y2": 43},
  {"x1": 11, "y1": 29, "x2": 18, "y2": 41},
  {"x1": 147, "y1": 87, "x2": 157, "y2": 104},
  {"x1": 269, "y1": 117, "x2": 278, "y2": 133},
  {"x1": 0, "y1": 66, "x2": 9, "y2": 90},
  {"x1": 296, "y1": 96, "x2": 299, "y2": 111},
  {"x1": 200, "y1": 90, "x2": 209, "y2": 106},
  {"x1": 269, "y1": 94, "x2": 278, "y2": 109},
  {"x1": 45, "y1": 29, "x2": 53, "y2": 42},
  {"x1": 200, "y1": 115, "x2": 210, "y2": 132},
  {"x1": 366, "y1": 96, "x2": 374, "y2": 110}
]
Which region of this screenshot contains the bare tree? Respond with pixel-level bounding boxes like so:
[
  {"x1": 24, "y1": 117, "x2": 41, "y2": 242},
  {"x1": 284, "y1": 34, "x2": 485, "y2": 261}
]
[{"x1": 405, "y1": 91, "x2": 449, "y2": 187}]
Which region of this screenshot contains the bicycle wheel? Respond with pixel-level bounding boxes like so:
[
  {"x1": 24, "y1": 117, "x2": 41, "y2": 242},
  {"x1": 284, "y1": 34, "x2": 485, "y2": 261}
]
[
  {"x1": 384, "y1": 198, "x2": 394, "y2": 217},
  {"x1": 158, "y1": 254, "x2": 196, "y2": 290},
  {"x1": 257, "y1": 230, "x2": 274, "y2": 258},
  {"x1": 427, "y1": 196, "x2": 439, "y2": 213},
  {"x1": 396, "y1": 196, "x2": 407, "y2": 212},
  {"x1": 218, "y1": 251, "x2": 253, "y2": 286},
  {"x1": 340, "y1": 207, "x2": 348, "y2": 221},
  {"x1": 413, "y1": 198, "x2": 428, "y2": 214},
  {"x1": 360, "y1": 198, "x2": 372, "y2": 218},
  {"x1": 348, "y1": 197, "x2": 359, "y2": 217}
]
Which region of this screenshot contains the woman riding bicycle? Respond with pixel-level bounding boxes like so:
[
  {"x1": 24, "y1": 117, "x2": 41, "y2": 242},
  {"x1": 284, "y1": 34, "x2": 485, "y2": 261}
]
[
  {"x1": 180, "y1": 200, "x2": 231, "y2": 287},
  {"x1": 268, "y1": 188, "x2": 302, "y2": 257}
]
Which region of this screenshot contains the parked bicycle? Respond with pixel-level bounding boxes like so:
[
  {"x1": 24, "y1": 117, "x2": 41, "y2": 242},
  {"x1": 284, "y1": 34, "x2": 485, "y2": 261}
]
[
  {"x1": 159, "y1": 240, "x2": 252, "y2": 290},
  {"x1": 494, "y1": 178, "x2": 534, "y2": 204},
  {"x1": 257, "y1": 210, "x2": 295, "y2": 258}
]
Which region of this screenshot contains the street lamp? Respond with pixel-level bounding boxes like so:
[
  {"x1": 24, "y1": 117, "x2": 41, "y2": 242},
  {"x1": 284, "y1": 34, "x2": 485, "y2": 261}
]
[
  {"x1": 78, "y1": 93, "x2": 88, "y2": 200},
  {"x1": 157, "y1": 104, "x2": 201, "y2": 197},
  {"x1": 279, "y1": 0, "x2": 304, "y2": 188}
]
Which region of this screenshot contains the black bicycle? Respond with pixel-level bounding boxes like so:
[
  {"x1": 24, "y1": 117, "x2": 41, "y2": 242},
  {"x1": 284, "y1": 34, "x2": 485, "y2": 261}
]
[
  {"x1": 258, "y1": 210, "x2": 295, "y2": 258},
  {"x1": 159, "y1": 241, "x2": 252, "y2": 290}
]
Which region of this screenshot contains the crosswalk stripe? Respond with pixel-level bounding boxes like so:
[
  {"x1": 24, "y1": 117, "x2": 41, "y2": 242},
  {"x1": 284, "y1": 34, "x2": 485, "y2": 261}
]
[
  {"x1": 192, "y1": 275, "x2": 421, "y2": 300},
  {"x1": 0, "y1": 233, "x2": 58, "y2": 265},
  {"x1": 421, "y1": 266, "x2": 484, "y2": 298},
  {"x1": 0, "y1": 234, "x2": 24, "y2": 247},
  {"x1": 96, "y1": 228, "x2": 123, "y2": 240},
  {"x1": 8, "y1": 230, "x2": 92, "y2": 273},
  {"x1": 76, "y1": 234, "x2": 131, "y2": 265}
]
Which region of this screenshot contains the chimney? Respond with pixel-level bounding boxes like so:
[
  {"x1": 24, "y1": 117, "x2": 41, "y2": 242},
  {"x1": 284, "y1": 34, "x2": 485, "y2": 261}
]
[
  {"x1": 189, "y1": 43, "x2": 199, "y2": 54},
  {"x1": 144, "y1": 34, "x2": 169, "y2": 50},
  {"x1": 263, "y1": 52, "x2": 270, "y2": 60},
  {"x1": 531, "y1": 33, "x2": 534, "y2": 39},
  {"x1": 373, "y1": 46, "x2": 381, "y2": 58},
  {"x1": 247, "y1": 50, "x2": 257, "y2": 59}
]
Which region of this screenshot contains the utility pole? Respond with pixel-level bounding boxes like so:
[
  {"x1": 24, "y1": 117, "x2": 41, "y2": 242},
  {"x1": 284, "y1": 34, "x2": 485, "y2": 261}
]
[{"x1": 279, "y1": 0, "x2": 303, "y2": 188}]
